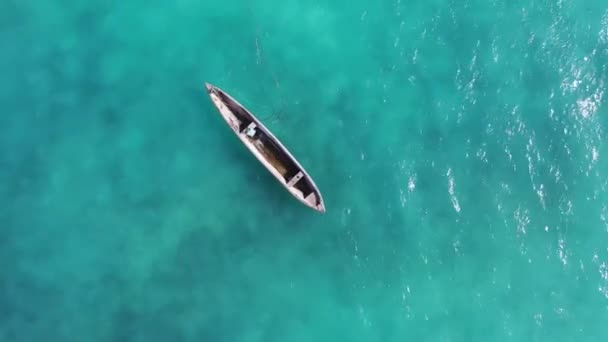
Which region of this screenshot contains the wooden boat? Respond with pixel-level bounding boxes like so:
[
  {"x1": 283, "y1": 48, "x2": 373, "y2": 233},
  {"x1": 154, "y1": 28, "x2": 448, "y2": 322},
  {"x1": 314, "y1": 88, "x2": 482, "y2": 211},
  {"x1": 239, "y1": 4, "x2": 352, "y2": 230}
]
[{"x1": 205, "y1": 83, "x2": 326, "y2": 213}]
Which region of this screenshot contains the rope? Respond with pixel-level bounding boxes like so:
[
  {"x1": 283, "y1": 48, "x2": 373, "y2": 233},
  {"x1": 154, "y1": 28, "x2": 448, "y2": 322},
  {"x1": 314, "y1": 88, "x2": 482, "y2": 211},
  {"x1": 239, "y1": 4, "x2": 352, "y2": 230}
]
[{"x1": 247, "y1": 3, "x2": 286, "y2": 124}]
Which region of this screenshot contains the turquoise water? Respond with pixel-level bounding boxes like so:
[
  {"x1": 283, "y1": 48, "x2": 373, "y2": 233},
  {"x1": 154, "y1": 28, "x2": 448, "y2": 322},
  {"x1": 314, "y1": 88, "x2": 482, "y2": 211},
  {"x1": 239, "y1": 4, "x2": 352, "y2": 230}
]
[{"x1": 2, "y1": 0, "x2": 608, "y2": 340}]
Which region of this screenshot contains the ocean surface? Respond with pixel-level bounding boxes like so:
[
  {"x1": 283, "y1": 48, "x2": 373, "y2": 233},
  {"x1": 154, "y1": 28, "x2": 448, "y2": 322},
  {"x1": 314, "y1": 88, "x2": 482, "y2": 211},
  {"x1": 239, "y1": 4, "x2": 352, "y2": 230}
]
[{"x1": 1, "y1": 0, "x2": 608, "y2": 341}]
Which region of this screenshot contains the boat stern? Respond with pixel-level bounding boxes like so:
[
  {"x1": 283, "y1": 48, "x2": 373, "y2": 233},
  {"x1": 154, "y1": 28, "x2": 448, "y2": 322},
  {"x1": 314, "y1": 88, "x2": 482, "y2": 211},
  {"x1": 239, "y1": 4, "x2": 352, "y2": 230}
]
[
  {"x1": 302, "y1": 191, "x2": 326, "y2": 213},
  {"x1": 317, "y1": 202, "x2": 326, "y2": 213}
]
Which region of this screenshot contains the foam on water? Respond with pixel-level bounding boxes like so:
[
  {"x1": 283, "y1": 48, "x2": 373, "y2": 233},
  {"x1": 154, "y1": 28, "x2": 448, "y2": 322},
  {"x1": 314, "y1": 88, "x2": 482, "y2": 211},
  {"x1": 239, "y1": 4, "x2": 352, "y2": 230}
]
[{"x1": 1, "y1": 0, "x2": 608, "y2": 341}]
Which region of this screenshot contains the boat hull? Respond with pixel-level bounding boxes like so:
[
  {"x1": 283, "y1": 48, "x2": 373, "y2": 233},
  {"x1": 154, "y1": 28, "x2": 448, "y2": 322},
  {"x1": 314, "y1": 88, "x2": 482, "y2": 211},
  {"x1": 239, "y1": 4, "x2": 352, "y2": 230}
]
[{"x1": 205, "y1": 83, "x2": 325, "y2": 213}]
